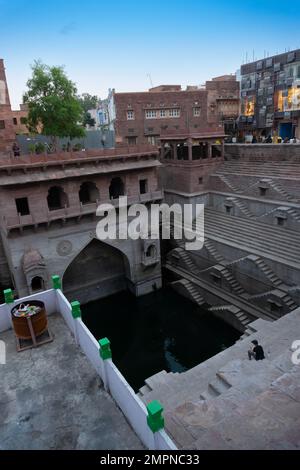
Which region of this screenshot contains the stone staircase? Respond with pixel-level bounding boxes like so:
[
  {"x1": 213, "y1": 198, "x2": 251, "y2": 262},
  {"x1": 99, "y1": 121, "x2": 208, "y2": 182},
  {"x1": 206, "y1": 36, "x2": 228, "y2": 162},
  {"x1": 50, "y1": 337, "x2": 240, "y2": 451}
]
[
  {"x1": 203, "y1": 208, "x2": 300, "y2": 267},
  {"x1": 228, "y1": 197, "x2": 255, "y2": 218},
  {"x1": 247, "y1": 254, "x2": 284, "y2": 287},
  {"x1": 209, "y1": 304, "x2": 251, "y2": 328},
  {"x1": 139, "y1": 309, "x2": 300, "y2": 449},
  {"x1": 214, "y1": 160, "x2": 300, "y2": 178},
  {"x1": 204, "y1": 239, "x2": 225, "y2": 264},
  {"x1": 213, "y1": 264, "x2": 247, "y2": 296},
  {"x1": 218, "y1": 174, "x2": 241, "y2": 193},
  {"x1": 176, "y1": 278, "x2": 205, "y2": 307},
  {"x1": 265, "y1": 179, "x2": 295, "y2": 202},
  {"x1": 285, "y1": 207, "x2": 300, "y2": 222},
  {"x1": 179, "y1": 249, "x2": 201, "y2": 275}
]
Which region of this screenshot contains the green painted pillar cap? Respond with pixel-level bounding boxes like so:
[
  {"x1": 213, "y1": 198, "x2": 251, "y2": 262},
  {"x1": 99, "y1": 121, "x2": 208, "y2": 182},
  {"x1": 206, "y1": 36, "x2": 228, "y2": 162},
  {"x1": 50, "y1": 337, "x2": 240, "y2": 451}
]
[
  {"x1": 99, "y1": 337, "x2": 112, "y2": 360},
  {"x1": 147, "y1": 400, "x2": 164, "y2": 433},
  {"x1": 4, "y1": 289, "x2": 14, "y2": 304},
  {"x1": 52, "y1": 275, "x2": 61, "y2": 290},
  {"x1": 71, "y1": 300, "x2": 81, "y2": 318}
]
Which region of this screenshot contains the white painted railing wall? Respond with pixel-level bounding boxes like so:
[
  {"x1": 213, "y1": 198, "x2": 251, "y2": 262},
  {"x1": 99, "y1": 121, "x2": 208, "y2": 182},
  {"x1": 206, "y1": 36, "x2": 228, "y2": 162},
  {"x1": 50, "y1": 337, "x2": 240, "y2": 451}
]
[{"x1": 0, "y1": 288, "x2": 177, "y2": 450}]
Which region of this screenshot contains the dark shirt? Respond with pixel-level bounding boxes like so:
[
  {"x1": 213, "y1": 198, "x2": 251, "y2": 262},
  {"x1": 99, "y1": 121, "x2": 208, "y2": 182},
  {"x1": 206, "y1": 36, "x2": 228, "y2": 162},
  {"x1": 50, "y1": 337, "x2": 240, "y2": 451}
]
[{"x1": 253, "y1": 345, "x2": 265, "y2": 360}]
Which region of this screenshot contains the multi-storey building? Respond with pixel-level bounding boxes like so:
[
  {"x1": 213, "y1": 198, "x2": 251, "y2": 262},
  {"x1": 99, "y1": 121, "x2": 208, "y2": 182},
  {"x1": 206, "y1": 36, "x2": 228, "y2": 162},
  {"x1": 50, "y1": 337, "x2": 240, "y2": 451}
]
[
  {"x1": 238, "y1": 49, "x2": 300, "y2": 140},
  {"x1": 113, "y1": 76, "x2": 239, "y2": 146},
  {"x1": 0, "y1": 59, "x2": 28, "y2": 153}
]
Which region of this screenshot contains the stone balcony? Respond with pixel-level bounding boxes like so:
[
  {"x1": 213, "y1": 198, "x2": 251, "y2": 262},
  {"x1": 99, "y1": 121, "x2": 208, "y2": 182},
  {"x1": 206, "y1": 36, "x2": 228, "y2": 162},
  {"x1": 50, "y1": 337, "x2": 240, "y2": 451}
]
[
  {"x1": 2, "y1": 190, "x2": 164, "y2": 233},
  {"x1": 0, "y1": 145, "x2": 160, "y2": 186}
]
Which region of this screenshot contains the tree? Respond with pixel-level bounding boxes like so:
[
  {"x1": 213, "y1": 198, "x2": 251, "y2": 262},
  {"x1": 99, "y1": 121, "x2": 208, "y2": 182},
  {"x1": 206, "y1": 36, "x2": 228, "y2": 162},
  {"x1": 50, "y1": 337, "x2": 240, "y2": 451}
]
[
  {"x1": 83, "y1": 111, "x2": 96, "y2": 128},
  {"x1": 77, "y1": 93, "x2": 99, "y2": 113},
  {"x1": 78, "y1": 93, "x2": 100, "y2": 129},
  {"x1": 23, "y1": 61, "x2": 85, "y2": 150}
]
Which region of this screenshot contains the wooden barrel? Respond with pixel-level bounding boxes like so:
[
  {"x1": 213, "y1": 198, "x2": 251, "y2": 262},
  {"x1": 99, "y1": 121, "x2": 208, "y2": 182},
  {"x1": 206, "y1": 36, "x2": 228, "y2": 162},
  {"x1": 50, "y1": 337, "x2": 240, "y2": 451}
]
[{"x1": 11, "y1": 301, "x2": 48, "y2": 340}]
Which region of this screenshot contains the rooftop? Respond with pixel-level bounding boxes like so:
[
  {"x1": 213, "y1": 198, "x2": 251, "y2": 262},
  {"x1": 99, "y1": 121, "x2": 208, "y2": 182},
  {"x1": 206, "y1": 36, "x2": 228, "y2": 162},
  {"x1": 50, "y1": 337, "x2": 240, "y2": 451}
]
[{"x1": 0, "y1": 313, "x2": 143, "y2": 450}]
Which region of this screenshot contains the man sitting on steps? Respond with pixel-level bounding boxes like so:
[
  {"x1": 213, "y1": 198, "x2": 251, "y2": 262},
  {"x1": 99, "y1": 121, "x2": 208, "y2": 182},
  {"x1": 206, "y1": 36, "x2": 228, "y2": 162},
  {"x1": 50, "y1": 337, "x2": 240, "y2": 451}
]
[{"x1": 248, "y1": 340, "x2": 265, "y2": 361}]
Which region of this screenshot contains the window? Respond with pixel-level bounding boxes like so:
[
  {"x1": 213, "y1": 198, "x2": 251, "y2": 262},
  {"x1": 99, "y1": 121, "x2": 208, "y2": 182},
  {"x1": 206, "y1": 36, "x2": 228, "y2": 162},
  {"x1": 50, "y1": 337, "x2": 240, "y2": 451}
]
[
  {"x1": 20, "y1": 117, "x2": 27, "y2": 125},
  {"x1": 259, "y1": 187, "x2": 267, "y2": 196},
  {"x1": 169, "y1": 108, "x2": 180, "y2": 118},
  {"x1": 225, "y1": 205, "x2": 232, "y2": 214},
  {"x1": 79, "y1": 182, "x2": 99, "y2": 205},
  {"x1": 160, "y1": 109, "x2": 166, "y2": 118},
  {"x1": 109, "y1": 177, "x2": 125, "y2": 199},
  {"x1": 15, "y1": 197, "x2": 30, "y2": 216},
  {"x1": 198, "y1": 177, "x2": 203, "y2": 185},
  {"x1": 277, "y1": 217, "x2": 285, "y2": 226},
  {"x1": 145, "y1": 110, "x2": 157, "y2": 119},
  {"x1": 210, "y1": 273, "x2": 221, "y2": 285},
  {"x1": 266, "y1": 58, "x2": 273, "y2": 68},
  {"x1": 13, "y1": 117, "x2": 18, "y2": 125},
  {"x1": 297, "y1": 66, "x2": 300, "y2": 79},
  {"x1": 31, "y1": 276, "x2": 44, "y2": 292},
  {"x1": 274, "y1": 62, "x2": 281, "y2": 72},
  {"x1": 146, "y1": 244, "x2": 156, "y2": 258},
  {"x1": 193, "y1": 107, "x2": 201, "y2": 117},
  {"x1": 147, "y1": 136, "x2": 157, "y2": 146},
  {"x1": 139, "y1": 179, "x2": 148, "y2": 194},
  {"x1": 47, "y1": 186, "x2": 68, "y2": 211},
  {"x1": 127, "y1": 110, "x2": 134, "y2": 120},
  {"x1": 0, "y1": 120, "x2": 5, "y2": 129},
  {"x1": 127, "y1": 136, "x2": 137, "y2": 145}
]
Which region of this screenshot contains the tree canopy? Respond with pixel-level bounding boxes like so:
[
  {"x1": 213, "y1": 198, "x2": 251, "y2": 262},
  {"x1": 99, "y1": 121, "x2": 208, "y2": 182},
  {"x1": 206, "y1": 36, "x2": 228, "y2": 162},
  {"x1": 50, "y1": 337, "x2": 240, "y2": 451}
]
[
  {"x1": 23, "y1": 61, "x2": 85, "y2": 146},
  {"x1": 77, "y1": 93, "x2": 100, "y2": 128},
  {"x1": 77, "y1": 93, "x2": 99, "y2": 112}
]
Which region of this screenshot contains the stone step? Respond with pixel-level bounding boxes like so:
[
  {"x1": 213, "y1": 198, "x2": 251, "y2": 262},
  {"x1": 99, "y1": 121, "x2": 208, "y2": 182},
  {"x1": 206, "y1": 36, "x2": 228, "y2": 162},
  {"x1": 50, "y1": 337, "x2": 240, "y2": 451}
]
[
  {"x1": 203, "y1": 221, "x2": 300, "y2": 264},
  {"x1": 204, "y1": 215, "x2": 300, "y2": 250},
  {"x1": 208, "y1": 375, "x2": 232, "y2": 396},
  {"x1": 204, "y1": 208, "x2": 300, "y2": 240}
]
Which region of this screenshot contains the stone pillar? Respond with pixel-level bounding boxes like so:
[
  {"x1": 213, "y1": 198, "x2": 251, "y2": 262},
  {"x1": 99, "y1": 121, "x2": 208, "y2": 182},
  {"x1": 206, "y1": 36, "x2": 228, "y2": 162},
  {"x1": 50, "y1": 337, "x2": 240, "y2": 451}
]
[
  {"x1": 160, "y1": 142, "x2": 165, "y2": 159},
  {"x1": 173, "y1": 143, "x2": 177, "y2": 160},
  {"x1": 207, "y1": 141, "x2": 212, "y2": 159},
  {"x1": 188, "y1": 138, "x2": 192, "y2": 161},
  {"x1": 221, "y1": 139, "x2": 225, "y2": 159}
]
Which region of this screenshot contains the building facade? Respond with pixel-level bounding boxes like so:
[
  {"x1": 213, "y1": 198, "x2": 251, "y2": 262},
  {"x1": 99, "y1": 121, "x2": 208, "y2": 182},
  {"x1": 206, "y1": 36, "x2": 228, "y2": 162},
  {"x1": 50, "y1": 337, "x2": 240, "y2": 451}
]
[
  {"x1": 0, "y1": 146, "x2": 163, "y2": 302},
  {"x1": 0, "y1": 59, "x2": 28, "y2": 154},
  {"x1": 238, "y1": 49, "x2": 300, "y2": 140},
  {"x1": 113, "y1": 76, "x2": 239, "y2": 147}
]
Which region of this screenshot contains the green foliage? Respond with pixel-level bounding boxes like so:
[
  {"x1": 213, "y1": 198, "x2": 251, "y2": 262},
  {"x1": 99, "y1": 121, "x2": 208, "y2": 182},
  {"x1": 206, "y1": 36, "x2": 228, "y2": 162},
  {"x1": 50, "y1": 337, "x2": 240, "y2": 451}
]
[
  {"x1": 83, "y1": 111, "x2": 96, "y2": 128},
  {"x1": 72, "y1": 142, "x2": 83, "y2": 151},
  {"x1": 35, "y1": 142, "x2": 46, "y2": 154},
  {"x1": 28, "y1": 143, "x2": 36, "y2": 154},
  {"x1": 77, "y1": 93, "x2": 99, "y2": 113},
  {"x1": 23, "y1": 60, "x2": 85, "y2": 146}
]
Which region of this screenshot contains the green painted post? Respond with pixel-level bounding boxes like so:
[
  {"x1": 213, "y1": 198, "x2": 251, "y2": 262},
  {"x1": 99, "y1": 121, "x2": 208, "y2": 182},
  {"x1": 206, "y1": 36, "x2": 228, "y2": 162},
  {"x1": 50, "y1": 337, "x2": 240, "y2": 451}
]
[
  {"x1": 147, "y1": 400, "x2": 164, "y2": 433},
  {"x1": 99, "y1": 337, "x2": 112, "y2": 360},
  {"x1": 3, "y1": 289, "x2": 14, "y2": 304},
  {"x1": 52, "y1": 275, "x2": 61, "y2": 290},
  {"x1": 71, "y1": 300, "x2": 81, "y2": 319}
]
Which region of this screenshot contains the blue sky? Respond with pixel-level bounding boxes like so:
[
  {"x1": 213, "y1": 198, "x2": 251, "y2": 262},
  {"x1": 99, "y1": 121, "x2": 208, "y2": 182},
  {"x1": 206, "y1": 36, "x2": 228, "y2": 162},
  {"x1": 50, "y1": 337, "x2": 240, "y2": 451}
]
[{"x1": 0, "y1": 0, "x2": 299, "y2": 108}]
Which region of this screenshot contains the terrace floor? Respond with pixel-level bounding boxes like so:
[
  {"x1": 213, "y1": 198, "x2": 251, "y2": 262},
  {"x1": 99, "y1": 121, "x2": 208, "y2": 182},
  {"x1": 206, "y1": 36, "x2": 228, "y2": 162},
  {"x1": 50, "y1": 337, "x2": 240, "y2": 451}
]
[{"x1": 0, "y1": 313, "x2": 143, "y2": 450}]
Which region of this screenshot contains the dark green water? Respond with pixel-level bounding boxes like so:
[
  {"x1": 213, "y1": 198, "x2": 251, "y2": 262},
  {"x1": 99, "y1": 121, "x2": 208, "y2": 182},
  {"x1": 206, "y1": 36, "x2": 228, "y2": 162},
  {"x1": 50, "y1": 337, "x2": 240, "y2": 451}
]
[{"x1": 82, "y1": 287, "x2": 241, "y2": 392}]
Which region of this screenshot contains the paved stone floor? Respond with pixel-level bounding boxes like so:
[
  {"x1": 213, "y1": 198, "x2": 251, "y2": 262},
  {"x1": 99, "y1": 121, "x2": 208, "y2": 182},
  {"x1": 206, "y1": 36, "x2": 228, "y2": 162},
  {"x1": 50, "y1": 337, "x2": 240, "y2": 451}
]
[{"x1": 0, "y1": 313, "x2": 143, "y2": 450}]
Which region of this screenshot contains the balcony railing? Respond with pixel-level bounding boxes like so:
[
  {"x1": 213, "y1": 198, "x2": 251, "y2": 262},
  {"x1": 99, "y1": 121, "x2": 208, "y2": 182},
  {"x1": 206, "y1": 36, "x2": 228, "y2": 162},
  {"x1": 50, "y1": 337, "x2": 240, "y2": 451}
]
[
  {"x1": 0, "y1": 144, "x2": 159, "y2": 168},
  {"x1": 2, "y1": 191, "x2": 164, "y2": 230}
]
